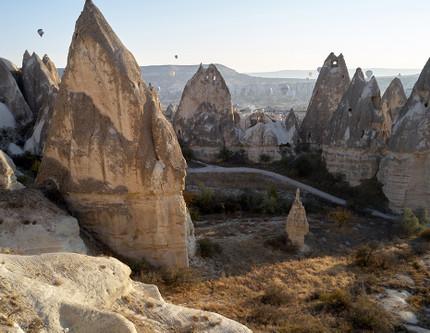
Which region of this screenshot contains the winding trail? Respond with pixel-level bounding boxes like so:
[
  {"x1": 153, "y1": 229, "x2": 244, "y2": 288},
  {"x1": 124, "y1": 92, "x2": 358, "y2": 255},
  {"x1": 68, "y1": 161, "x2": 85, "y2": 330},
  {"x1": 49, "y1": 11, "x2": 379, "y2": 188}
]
[{"x1": 188, "y1": 164, "x2": 397, "y2": 220}]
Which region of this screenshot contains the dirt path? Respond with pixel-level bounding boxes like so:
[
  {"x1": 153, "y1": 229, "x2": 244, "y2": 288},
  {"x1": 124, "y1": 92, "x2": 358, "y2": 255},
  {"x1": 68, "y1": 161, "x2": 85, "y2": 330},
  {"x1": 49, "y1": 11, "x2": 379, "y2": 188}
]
[{"x1": 188, "y1": 164, "x2": 396, "y2": 220}]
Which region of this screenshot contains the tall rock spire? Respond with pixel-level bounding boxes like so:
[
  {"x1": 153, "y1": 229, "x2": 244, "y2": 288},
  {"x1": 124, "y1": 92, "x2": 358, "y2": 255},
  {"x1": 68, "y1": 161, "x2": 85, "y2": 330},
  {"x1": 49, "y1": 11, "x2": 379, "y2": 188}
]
[
  {"x1": 299, "y1": 53, "x2": 350, "y2": 148},
  {"x1": 381, "y1": 77, "x2": 407, "y2": 127},
  {"x1": 378, "y1": 58, "x2": 430, "y2": 212},
  {"x1": 36, "y1": 0, "x2": 192, "y2": 267}
]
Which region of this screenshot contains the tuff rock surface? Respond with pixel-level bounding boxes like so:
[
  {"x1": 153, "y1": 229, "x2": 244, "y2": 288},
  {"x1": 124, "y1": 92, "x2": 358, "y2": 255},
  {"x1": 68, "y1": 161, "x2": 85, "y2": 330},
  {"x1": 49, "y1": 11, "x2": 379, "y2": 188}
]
[
  {"x1": 382, "y1": 77, "x2": 407, "y2": 127},
  {"x1": 0, "y1": 253, "x2": 252, "y2": 333},
  {"x1": 378, "y1": 59, "x2": 430, "y2": 212},
  {"x1": 36, "y1": 0, "x2": 193, "y2": 268},
  {"x1": 173, "y1": 64, "x2": 239, "y2": 162},
  {"x1": 285, "y1": 189, "x2": 309, "y2": 250},
  {"x1": 240, "y1": 111, "x2": 297, "y2": 162},
  {"x1": 0, "y1": 60, "x2": 32, "y2": 150},
  {"x1": 299, "y1": 53, "x2": 350, "y2": 148},
  {"x1": 0, "y1": 189, "x2": 87, "y2": 254},
  {"x1": 22, "y1": 52, "x2": 60, "y2": 155},
  {"x1": 323, "y1": 69, "x2": 391, "y2": 186},
  {"x1": 0, "y1": 150, "x2": 24, "y2": 190}
]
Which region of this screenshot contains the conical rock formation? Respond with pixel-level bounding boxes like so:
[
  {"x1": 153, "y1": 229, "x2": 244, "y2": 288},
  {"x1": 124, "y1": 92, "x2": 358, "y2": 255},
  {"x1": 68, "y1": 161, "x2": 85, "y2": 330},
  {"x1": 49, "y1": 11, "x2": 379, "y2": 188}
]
[
  {"x1": 22, "y1": 52, "x2": 60, "y2": 155},
  {"x1": 299, "y1": 53, "x2": 350, "y2": 148},
  {"x1": 173, "y1": 64, "x2": 239, "y2": 162},
  {"x1": 382, "y1": 77, "x2": 407, "y2": 127},
  {"x1": 378, "y1": 59, "x2": 430, "y2": 212},
  {"x1": 323, "y1": 69, "x2": 391, "y2": 185},
  {"x1": 0, "y1": 150, "x2": 24, "y2": 190},
  {"x1": 286, "y1": 189, "x2": 309, "y2": 250},
  {"x1": 36, "y1": 0, "x2": 192, "y2": 268}
]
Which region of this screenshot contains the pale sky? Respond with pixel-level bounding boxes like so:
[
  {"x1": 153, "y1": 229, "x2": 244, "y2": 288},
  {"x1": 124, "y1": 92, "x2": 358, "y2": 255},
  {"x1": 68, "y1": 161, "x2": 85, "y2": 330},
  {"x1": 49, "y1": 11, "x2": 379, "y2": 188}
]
[{"x1": 1, "y1": 0, "x2": 428, "y2": 72}]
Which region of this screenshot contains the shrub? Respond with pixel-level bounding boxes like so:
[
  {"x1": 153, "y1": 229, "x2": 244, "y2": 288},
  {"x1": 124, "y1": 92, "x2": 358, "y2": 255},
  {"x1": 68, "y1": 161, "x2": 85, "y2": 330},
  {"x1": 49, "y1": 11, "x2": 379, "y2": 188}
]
[
  {"x1": 347, "y1": 177, "x2": 388, "y2": 211},
  {"x1": 218, "y1": 147, "x2": 234, "y2": 162},
  {"x1": 327, "y1": 207, "x2": 352, "y2": 227},
  {"x1": 264, "y1": 234, "x2": 299, "y2": 253},
  {"x1": 315, "y1": 289, "x2": 352, "y2": 313},
  {"x1": 401, "y1": 208, "x2": 422, "y2": 236},
  {"x1": 417, "y1": 208, "x2": 430, "y2": 226},
  {"x1": 352, "y1": 243, "x2": 397, "y2": 270},
  {"x1": 259, "y1": 154, "x2": 272, "y2": 163},
  {"x1": 347, "y1": 295, "x2": 394, "y2": 333},
  {"x1": 247, "y1": 304, "x2": 285, "y2": 325},
  {"x1": 198, "y1": 238, "x2": 222, "y2": 258},
  {"x1": 260, "y1": 283, "x2": 293, "y2": 306},
  {"x1": 419, "y1": 228, "x2": 430, "y2": 241}
]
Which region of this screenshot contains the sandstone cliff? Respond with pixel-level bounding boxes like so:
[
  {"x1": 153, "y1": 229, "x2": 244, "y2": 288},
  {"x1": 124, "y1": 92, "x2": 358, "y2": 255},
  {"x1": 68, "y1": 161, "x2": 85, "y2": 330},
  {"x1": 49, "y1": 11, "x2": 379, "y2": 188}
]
[
  {"x1": 36, "y1": 0, "x2": 192, "y2": 268},
  {"x1": 378, "y1": 59, "x2": 430, "y2": 212},
  {"x1": 0, "y1": 253, "x2": 252, "y2": 333},
  {"x1": 173, "y1": 64, "x2": 239, "y2": 162},
  {"x1": 323, "y1": 69, "x2": 391, "y2": 186},
  {"x1": 299, "y1": 53, "x2": 350, "y2": 148},
  {"x1": 382, "y1": 77, "x2": 407, "y2": 127},
  {"x1": 22, "y1": 52, "x2": 60, "y2": 155}
]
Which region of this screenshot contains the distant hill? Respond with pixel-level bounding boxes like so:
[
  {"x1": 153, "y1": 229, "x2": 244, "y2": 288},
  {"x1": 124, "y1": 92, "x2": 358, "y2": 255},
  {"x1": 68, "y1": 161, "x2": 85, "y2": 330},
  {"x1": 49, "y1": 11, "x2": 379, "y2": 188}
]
[{"x1": 58, "y1": 64, "x2": 420, "y2": 110}]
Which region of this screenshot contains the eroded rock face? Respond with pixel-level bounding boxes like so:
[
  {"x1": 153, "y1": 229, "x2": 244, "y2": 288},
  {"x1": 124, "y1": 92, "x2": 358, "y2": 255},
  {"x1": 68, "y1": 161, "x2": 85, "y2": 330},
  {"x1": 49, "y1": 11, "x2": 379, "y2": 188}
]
[
  {"x1": 299, "y1": 53, "x2": 350, "y2": 148},
  {"x1": 0, "y1": 150, "x2": 24, "y2": 190},
  {"x1": 0, "y1": 189, "x2": 87, "y2": 254},
  {"x1": 323, "y1": 69, "x2": 391, "y2": 186},
  {"x1": 173, "y1": 64, "x2": 239, "y2": 162},
  {"x1": 22, "y1": 52, "x2": 60, "y2": 155},
  {"x1": 378, "y1": 59, "x2": 430, "y2": 212},
  {"x1": 382, "y1": 77, "x2": 407, "y2": 127},
  {"x1": 286, "y1": 189, "x2": 309, "y2": 250},
  {"x1": 240, "y1": 111, "x2": 297, "y2": 162},
  {"x1": 0, "y1": 60, "x2": 32, "y2": 150},
  {"x1": 36, "y1": 0, "x2": 192, "y2": 268},
  {"x1": 0, "y1": 253, "x2": 252, "y2": 333}
]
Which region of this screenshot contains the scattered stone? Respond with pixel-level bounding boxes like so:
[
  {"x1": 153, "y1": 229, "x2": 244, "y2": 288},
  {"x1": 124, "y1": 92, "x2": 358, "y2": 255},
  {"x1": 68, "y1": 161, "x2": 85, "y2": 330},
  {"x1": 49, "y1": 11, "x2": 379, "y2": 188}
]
[
  {"x1": 36, "y1": 0, "x2": 193, "y2": 268},
  {"x1": 286, "y1": 189, "x2": 309, "y2": 250}
]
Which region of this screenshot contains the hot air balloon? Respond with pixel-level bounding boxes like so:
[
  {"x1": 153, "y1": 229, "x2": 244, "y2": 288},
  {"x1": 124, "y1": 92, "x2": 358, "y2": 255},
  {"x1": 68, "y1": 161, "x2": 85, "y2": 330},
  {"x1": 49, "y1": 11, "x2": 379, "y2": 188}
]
[
  {"x1": 174, "y1": 54, "x2": 178, "y2": 60},
  {"x1": 37, "y1": 29, "x2": 44, "y2": 37},
  {"x1": 317, "y1": 67, "x2": 322, "y2": 73},
  {"x1": 365, "y1": 70, "x2": 373, "y2": 79}
]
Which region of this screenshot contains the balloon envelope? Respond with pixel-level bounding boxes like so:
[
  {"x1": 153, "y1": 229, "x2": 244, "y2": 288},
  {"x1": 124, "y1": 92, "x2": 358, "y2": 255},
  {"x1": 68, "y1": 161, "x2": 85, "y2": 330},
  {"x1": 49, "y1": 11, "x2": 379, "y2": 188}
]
[{"x1": 37, "y1": 29, "x2": 44, "y2": 37}]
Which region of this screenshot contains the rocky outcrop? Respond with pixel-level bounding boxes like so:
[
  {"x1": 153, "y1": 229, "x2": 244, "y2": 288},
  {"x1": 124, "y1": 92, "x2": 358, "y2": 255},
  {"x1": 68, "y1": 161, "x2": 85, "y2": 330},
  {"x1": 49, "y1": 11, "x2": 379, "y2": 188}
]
[
  {"x1": 240, "y1": 111, "x2": 297, "y2": 162},
  {"x1": 299, "y1": 53, "x2": 350, "y2": 148},
  {"x1": 323, "y1": 69, "x2": 391, "y2": 186},
  {"x1": 381, "y1": 77, "x2": 407, "y2": 127},
  {"x1": 22, "y1": 52, "x2": 60, "y2": 155},
  {"x1": 0, "y1": 60, "x2": 33, "y2": 150},
  {"x1": 0, "y1": 253, "x2": 251, "y2": 333},
  {"x1": 378, "y1": 59, "x2": 430, "y2": 212},
  {"x1": 36, "y1": 0, "x2": 192, "y2": 268},
  {"x1": 173, "y1": 64, "x2": 239, "y2": 162},
  {"x1": 163, "y1": 103, "x2": 176, "y2": 121},
  {"x1": 0, "y1": 189, "x2": 87, "y2": 254},
  {"x1": 0, "y1": 150, "x2": 24, "y2": 190},
  {"x1": 286, "y1": 189, "x2": 309, "y2": 250}
]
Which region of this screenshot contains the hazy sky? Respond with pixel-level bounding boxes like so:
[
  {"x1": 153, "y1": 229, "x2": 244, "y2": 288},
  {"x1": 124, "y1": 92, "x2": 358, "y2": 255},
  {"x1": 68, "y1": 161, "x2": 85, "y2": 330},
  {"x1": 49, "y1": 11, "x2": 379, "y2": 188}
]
[{"x1": 1, "y1": 0, "x2": 429, "y2": 72}]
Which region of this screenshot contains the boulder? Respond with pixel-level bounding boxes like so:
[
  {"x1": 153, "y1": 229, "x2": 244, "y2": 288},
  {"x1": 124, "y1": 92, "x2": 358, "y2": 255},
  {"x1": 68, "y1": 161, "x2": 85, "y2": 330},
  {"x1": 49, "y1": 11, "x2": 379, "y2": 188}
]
[
  {"x1": 0, "y1": 253, "x2": 252, "y2": 333},
  {"x1": 323, "y1": 69, "x2": 391, "y2": 186},
  {"x1": 299, "y1": 53, "x2": 350, "y2": 148},
  {"x1": 378, "y1": 59, "x2": 430, "y2": 212},
  {"x1": 0, "y1": 189, "x2": 87, "y2": 254},
  {"x1": 286, "y1": 189, "x2": 309, "y2": 250},
  {"x1": 173, "y1": 64, "x2": 239, "y2": 162},
  {"x1": 36, "y1": 0, "x2": 193, "y2": 268},
  {"x1": 22, "y1": 52, "x2": 60, "y2": 155},
  {"x1": 382, "y1": 77, "x2": 407, "y2": 127},
  {"x1": 0, "y1": 150, "x2": 24, "y2": 190}
]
